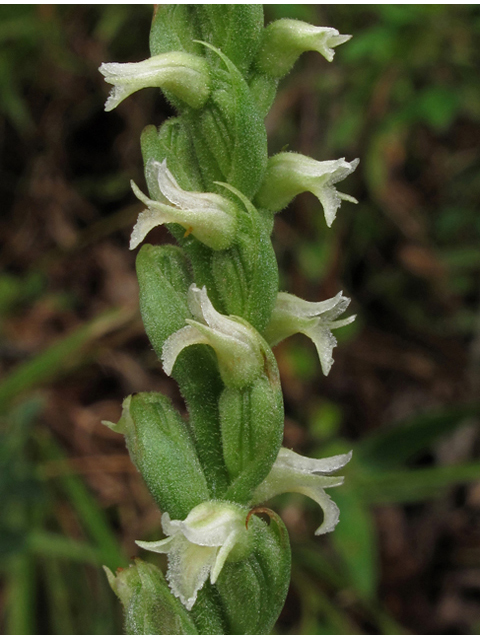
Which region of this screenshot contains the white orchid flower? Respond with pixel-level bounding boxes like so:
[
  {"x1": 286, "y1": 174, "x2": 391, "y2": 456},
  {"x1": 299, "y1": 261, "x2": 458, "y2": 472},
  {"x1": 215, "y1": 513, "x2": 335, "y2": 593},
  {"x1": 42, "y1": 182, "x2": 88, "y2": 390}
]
[
  {"x1": 129, "y1": 159, "x2": 238, "y2": 251},
  {"x1": 163, "y1": 284, "x2": 265, "y2": 388},
  {"x1": 256, "y1": 153, "x2": 359, "y2": 227},
  {"x1": 264, "y1": 291, "x2": 356, "y2": 375},
  {"x1": 252, "y1": 447, "x2": 352, "y2": 535},
  {"x1": 258, "y1": 18, "x2": 352, "y2": 77},
  {"x1": 99, "y1": 51, "x2": 210, "y2": 111},
  {"x1": 136, "y1": 501, "x2": 250, "y2": 611}
]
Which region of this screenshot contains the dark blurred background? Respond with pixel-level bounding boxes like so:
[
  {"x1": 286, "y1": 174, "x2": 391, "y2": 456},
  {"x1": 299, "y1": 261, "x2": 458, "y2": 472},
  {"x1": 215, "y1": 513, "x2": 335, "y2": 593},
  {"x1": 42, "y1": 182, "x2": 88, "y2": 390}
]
[{"x1": 1, "y1": 4, "x2": 480, "y2": 634}]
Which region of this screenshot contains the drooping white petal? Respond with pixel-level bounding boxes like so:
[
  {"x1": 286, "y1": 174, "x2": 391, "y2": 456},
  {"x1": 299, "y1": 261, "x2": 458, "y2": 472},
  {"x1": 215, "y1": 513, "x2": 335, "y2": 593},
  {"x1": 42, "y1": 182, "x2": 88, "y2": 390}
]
[
  {"x1": 303, "y1": 314, "x2": 355, "y2": 376},
  {"x1": 251, "y1": 447, "x2": 352, "y2": 535},
  {"x1": 166, "y1": 536, "x2": 218, "y2": 610},
  {"x1": 162, "y1": 325, "x2": 209, "y2": 376}
]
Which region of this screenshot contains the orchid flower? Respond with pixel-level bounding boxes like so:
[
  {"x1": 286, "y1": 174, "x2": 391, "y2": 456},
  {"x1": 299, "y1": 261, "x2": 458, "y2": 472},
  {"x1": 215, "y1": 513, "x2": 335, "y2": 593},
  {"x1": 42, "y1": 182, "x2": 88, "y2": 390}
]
[
  {"x1": 252, "y1": 447, "x2": 352, "y2": 535},
  {"x1": 130, "y1": 159, "x2": 238, "y2": 251},
  {"x1": 256, "y1": 153, "x2": 359, "y2": 227},
  {"x1": 162, "y1": 284, "x2": 265, "y2": 388},
  {"x1": 136, "y1": 501, "x2": 250, "y2": 611},
  {"x1": 99, "y1": 51, "x2": 210, "y2": 111},
  {"x1": 264, "y1": 290, "x2": 356, "y2": 375}
]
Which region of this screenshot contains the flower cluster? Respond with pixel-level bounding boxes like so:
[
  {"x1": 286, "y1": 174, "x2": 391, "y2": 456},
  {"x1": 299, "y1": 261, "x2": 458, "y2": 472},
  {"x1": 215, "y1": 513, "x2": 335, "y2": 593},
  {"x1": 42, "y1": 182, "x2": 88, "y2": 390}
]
[{"x1": 101, "y1": 7, "x2": 357, "y2": 633}]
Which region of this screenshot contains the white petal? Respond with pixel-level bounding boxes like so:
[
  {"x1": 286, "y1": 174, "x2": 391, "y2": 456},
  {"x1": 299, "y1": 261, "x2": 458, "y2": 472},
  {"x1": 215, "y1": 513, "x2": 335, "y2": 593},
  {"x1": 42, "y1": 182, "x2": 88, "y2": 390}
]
[
  {"x1": 302, "y1": 324, "x2": 338, "y2": 376},
  {"x1": 129, "y1": 208, "x2": 169, "y2": 250},
  {"x1": 275, "y1": 291, "x2": 349, "y2": 319},
  {"x1": 135, "y1": 536, "x2": 176, "y2": 554},
  {"x1": 275, "y1": 447, "x2": 353, "y2": 475},
  {"x1": 162, "y1": 325, "x2": 209, "y2": 376},
  {"x1": 251, "y1": 449, "x2": 351, "y2": 535},
  {"x1": 180, "y1": 502, "x2": 244, "y2": 547},
  {"x1": 210, "y1": 530, "x2": 239, "y2": 584},
  {"x1": 166, "y1": 537, "x2": 218, "y2": 611},
  {"x1": 188, "y1": 285, "x2": 253, "y2": 344}
]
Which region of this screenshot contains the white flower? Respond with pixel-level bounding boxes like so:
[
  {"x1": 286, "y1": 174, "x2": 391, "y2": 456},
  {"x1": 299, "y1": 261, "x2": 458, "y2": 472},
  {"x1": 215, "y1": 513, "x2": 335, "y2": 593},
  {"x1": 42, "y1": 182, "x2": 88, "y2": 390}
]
[
  {"x1": 252, "y1": 447, "x2": 352, "y2": 535},
  {"x1": 99, "y1": 51, "x2": 210, "y2": 111},
  {"x1": 264, "y1": 291, "x2": 356, "y2": 375},
  {"x1": 256, "y1": 153, "x2": 359, "y2": 227},
  {"x1": 129, "y1": 159, "x2": 238, "y2": 251},
  {"x1": 257, "y1": 19, "x2": 352, "y2": 78},
  {"x1": 136, "y1": 501, "x2": 249, "y2": 611},
  {"x1": 163, "y1": 284, "x2": 265, "y2": 388}
]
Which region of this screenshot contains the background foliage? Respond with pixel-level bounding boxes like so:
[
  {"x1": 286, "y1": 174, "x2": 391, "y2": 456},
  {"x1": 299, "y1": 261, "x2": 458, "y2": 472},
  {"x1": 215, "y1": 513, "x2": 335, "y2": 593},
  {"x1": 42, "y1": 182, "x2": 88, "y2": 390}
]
[{"x1": 1, "y1": 4, "x2": 480, "y2": 634}]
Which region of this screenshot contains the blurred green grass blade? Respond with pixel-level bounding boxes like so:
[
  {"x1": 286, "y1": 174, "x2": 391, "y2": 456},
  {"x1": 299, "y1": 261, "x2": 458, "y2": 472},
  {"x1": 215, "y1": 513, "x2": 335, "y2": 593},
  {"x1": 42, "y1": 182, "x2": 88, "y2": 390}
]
[
  {"x1": 359, "y1": 462, "x2": 480, "y2": 504},
  {"x1": 5, "y1": 553, "x2": 35, "y2": 635},
  {"x1": 293, "y1": 546, "x2": 405, "y2": 634},
  {"x1": 42, "y1": 558, "x2": 74, "y2": 635},
  {"x1": 291, "y1": 570, "x2": 360, "y2": 634},
  {"x1": 330, "y1": 486, "x2": 378, "y2": 600},
  {"x1": 293, "y1": 545, "x2": 345, "y2": 590},
  {"x1": 28, "y1": 531, "x2": 103, "y2": 565},
  {"x1": 37, "y1": 433, "x2": 127, "y2": 569},
  {"x1": 356, "y1": 403, "x2": 480, "y2": 470},
  {"x1": 0, "y1": 306, "x2": 136, "y2": 412}
]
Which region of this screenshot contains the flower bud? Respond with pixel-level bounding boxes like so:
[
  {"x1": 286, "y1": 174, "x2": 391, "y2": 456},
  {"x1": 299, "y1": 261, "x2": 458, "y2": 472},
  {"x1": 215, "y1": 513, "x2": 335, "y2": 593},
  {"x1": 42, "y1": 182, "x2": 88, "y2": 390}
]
[
  {"x1": 130, "y1": 159, "x2": 238, "y2": 251},
  {"x1": 264, "y1": 290, "x2": 356, "y2": 376},
  {"x1": 136, "y1": 501, "x2": 252, "y2": 611},
  {"x1": 99, "y1": 51, "x2": 210, "y2": 111},
  {"x1": 162, "y1": 284, "x2": 266, "y2": 389},
  {"x1": 256, "y1": 18, "x2": 351, "y2": 78},
  {"x1": 256, "y1": 153, "x2": 359, "y2": 226},
  {"x1": 220, "y1": 370, "x2": 284, "y2": 505},
  {"x1": 103, "y1": 393, "x2": 210, "y2": 520},
  {"x1": 252, "y1": 447, "x2": 352, "y2": 535},
  {"x1": 104, "y1": 559, "x2": 197, "y2": 634}
]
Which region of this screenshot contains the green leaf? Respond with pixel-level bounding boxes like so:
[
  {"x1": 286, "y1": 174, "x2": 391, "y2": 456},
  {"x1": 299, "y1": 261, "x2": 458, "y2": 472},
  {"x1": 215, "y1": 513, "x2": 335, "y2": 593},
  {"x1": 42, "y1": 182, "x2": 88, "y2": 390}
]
[
  {"x1": 0, "y1": 307, "x2": 134, "y2": 413},
  {"x1": 330, "y1": 485, "x2": 378, "y2": 599},
  {"x1": 359, "y1": 462, "x2": 480, "y2": 504},
  {"x1": 356, "y1": 403, "x2": 480, "y2": 470}
]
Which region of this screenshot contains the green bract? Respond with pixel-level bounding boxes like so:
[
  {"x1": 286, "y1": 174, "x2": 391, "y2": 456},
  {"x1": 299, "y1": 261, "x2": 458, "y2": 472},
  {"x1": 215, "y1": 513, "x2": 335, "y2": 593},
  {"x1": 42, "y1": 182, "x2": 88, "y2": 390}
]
[{"x1": 100, "y1": 4, "x2": 356, "y2": 634}]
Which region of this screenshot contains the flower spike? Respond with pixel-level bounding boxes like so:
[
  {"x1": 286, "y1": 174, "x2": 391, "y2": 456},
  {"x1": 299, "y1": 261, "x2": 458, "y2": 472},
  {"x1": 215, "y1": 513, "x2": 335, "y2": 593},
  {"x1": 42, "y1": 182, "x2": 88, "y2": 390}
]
[
  {"x1": 257, "y1": 18, "x2": 352, "y2": 78},
  {"x1": 130, "y1": 159, "x2": 238, "y2": 251},
  {"x1": 265, "y1": 291, "x2": 355, "y2": 375},
  {"x1": 99, "y1": 51, "x2": 211, "y2": 111},
  {"x1": 252, "y1": 447, "x2": 352, "y2": 535},
  {"x1": 136, "y1": 501, "x2": 251, "y2": 611},
  {"x1": 256, "y1": 153, "x2": 359, "y2": 227},
  {"x1": 162, "y1": 284, "x2": 265, "y2": 388}
]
